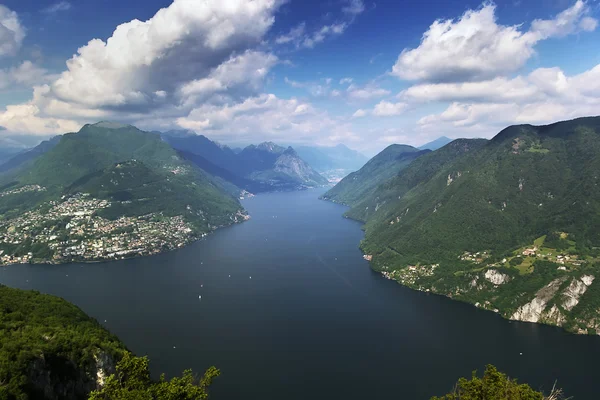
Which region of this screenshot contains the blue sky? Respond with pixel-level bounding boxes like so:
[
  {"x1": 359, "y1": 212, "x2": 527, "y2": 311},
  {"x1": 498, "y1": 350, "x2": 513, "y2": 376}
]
[{"x1": 0, "y1": 0, "x2": 598, "y2": 154}]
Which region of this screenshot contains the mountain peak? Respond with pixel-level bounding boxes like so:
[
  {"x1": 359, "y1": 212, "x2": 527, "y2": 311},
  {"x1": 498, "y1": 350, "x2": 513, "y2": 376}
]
[
  {"x1": 256, "y1": 142, "x2": 285, "y2": 153},
  {"x1": 91, "y1": 121, "x2": 131, "y2": 129},
  {"x1": 419, "y1": 136, "x2": 453, "y2": 151}
]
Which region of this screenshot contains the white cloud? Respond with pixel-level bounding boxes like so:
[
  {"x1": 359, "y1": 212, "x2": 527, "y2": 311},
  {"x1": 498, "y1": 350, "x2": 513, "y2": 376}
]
[
  {"x1": 48, "y1": 0, "x2": 282, "y2": 110},
  {"x1": 0, "y1": 5, "x2": 25, "y2": 57},
  {"x1": 416, "y1": 63, "x2": 600, "y2": 135},
  {"x1": 0, "y1": 61, "x2": 50, "y2": 90},
  {"x1": 391, "y1": 1, "x2": 597, "y2": 82},
  {"x1": 352, "y1": 109, "x2": 367, "y2": 118},
  {"x1": 275, "y1": 3, "x2": 361, "y2": 51},
  {"x1": 302, "y1": 23, "x2": 347, "y2": 48},
  {"x1": 179, "y1": 51, "x2": 278, "y2": 104},
  {"x1": 284, "y1": 76, "x2": 333, "y2": 97},
  {"x1": 529, "y1": 0, "x2": 596, "y2": 37},
  {"x1": 42, "y1": 1, "x2": 71, "y2": 14},
  {"x1": 0, "y1": 0, "x2": 284, "y2": 135},
  {"x1": 176, "y1": 93, "x2": 359, "y2": 145},
  {"x1": 343, "y1": 0, "x2": 365, "y2": 15},
  {"x1": 275, "y1": 22, "x2": 306, "y2": 44},
  {"x1": 339, "y1": 77, "x2": 353, "y2": 85},
  {"x1": 347, "y1": 83, "x2": 390, "y2": 100},
  {"x1": 401, "y1": 76, "x2": 540, "y2": 103},
  {"x1": 372, "y1": 100, "x2": 408, "y2": 116},
  {"x1": 0, "y1": 103, "x2": 80, "y2": 135}
]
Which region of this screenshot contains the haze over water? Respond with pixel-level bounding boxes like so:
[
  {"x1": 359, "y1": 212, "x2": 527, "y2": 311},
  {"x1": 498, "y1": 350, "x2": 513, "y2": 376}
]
[{"x1": 1, "y1": 189, "x2": 599, "y2": 399}]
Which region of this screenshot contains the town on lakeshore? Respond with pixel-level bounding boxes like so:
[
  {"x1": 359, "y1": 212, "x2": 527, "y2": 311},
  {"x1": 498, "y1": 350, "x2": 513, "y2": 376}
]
[{"x1": 0, "y1": 191, "x2": 249, "y2": 266}]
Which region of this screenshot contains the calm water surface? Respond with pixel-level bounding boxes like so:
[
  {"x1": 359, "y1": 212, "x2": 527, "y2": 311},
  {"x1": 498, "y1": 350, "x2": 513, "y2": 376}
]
[{"x1": 2, "y1": 189, "x2": 599, "y2": 399}]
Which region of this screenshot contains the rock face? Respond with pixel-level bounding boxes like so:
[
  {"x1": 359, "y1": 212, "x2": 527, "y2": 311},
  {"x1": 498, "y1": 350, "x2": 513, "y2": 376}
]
[
  {"x1": 510, "y1": 275, "x2": 595, "y2": 326},
  {"x1": 273, "y1": 147, "x2": 328, "y2": 186},
  {"x1": 484, "y1": 269, "x2": 510, "y2": 285},
  {"x1": 562, "y1": 275, "x2": 595, "y2": 311},
  {"x1": 26, "y1": 350, "x2": 117, "y2": 400},
  {"x1": 511, "y1": 277, "x2": 567, "y2": 323}
]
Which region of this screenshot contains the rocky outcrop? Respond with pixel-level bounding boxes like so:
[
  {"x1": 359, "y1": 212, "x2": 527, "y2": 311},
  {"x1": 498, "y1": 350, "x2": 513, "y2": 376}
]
[
  {"x1": 510, "y1": 275, "x2": 595, "y2": 326},
  {"x1": 26, "y1": 350, "x2": 117, "y2": 400},
  {"x1": 273, "y1": 147, "x2": 328, "y2": 186},
  {"x1": 510, "y1": 277, "x2": 566, "y2": 323},
  {"x1": 562, "y1": 275, "x2": 595, "y2": 311},
  {"x1": 484, "y1": 269, "x2": 510, "y2": 285}
]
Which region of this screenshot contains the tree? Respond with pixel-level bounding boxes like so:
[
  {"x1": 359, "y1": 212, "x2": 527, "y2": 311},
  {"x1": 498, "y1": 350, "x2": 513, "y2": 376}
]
[
  {"x1": 89, "y1": 352, "x2": 220, "y2": 400},
  {"x1": 431, "y1": 365, "x2": 564, "y2": 400}
]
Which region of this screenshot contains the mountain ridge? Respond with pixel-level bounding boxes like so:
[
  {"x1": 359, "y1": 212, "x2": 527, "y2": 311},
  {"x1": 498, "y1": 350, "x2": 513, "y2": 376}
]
[{"x1": 327, "y1": 116, "x2": 600, "y2": 335}]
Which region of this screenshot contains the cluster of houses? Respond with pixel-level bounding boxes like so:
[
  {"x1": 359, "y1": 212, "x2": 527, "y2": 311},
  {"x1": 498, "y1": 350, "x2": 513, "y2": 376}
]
[
  {"x1": 0, "y1": 185, "x2": 46, "y2": 198},
  {"x1": 382, "y1": 263, "x2": 439, "y2": 286},
  {"x1": 0, "y1": 193, "x2": 199, "y2": 265}
]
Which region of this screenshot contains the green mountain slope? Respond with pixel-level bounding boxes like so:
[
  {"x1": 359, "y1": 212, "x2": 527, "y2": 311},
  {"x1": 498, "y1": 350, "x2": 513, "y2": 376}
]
[
  {"x1": 0, "y1": 286, "x2": 219, "y2": 400},
  {"x1": 345, "y1": 139, "x2": 488, "y2": 222},
  {"x1": 0, "y1": 122, "x2": 244, "y2": 265},
  {"x1": 339, "y1": 117, "x2": 600, "y2": 334},
  {"x1": 321, "y1": 144, "x2": 426, "y2": 206},
  {"x1": 0, "y1": 285, "x2": 127, "y2": 399}
]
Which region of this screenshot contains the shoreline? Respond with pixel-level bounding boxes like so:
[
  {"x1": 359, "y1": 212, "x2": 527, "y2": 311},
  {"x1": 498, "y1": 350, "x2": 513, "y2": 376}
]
[{"x1": 0, "y1": 216, "x2": 249, "y2": 268}]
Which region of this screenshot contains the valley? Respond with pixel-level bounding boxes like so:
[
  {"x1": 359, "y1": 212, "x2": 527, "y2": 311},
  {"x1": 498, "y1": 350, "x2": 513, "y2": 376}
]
[{"x1": 0, "y1": 122, "x2": 347, "y2": 266}]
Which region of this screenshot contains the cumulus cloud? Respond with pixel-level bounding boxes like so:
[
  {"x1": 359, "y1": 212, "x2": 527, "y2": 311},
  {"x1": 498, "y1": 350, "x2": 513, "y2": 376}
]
[
  {"x1": 0, "y1": 61, "x2": 50, "y2": 90},
  {"x1": 0, "y1": 0, "x2": 285, "y2": 134},
  {"x1": 176, "y1": 93, "x2": 359, "y2": 145},
  {"x1": 0, "y1": 5, "x2": 25, "y2": 57},
  {"x1": 416, "y1": 63, "x2": 600, "y2": 135},
  {"x1": 48, "y1": 0, "x2": 282, "y2": 111},
  {"x1": 372, "y1": 101, "x2": 408, "y2": 117},
  {"x1": 178, "y1": 51, "x2": 278, "y2": 105},
  {"x1": 391, "y1": 1, "x2": 598, "y2": 82},
  {"x1": 339, "y1": 77, "x2": 353, "y2": 85}
]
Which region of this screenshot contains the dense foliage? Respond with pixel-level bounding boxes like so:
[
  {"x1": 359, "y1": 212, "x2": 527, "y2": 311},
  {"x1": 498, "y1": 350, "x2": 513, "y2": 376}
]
[
  {"x1": 0, "y1": 285, "x2": 127, "y2": 399},
  {"x1": 431, "y1": 365, "x2": 550, "y2": 400},
  {"x1": 328, "y1": 116, "x2": 600, "y2": 333},
  {"x1": 89, "y1": 353, "x2": 219, "y2": 400},
  {"x1": 0, "y1": 286, "x2": 218, "y2": 400},
  {"x1": 321, "y1": 144, "x2": 427, "y2": 206}
]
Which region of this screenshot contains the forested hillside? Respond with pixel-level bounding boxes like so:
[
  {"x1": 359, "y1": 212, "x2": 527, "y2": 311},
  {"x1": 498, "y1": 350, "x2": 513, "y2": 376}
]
[
  {"x1": 331, "y1": 117, "x2": 600, "y2": 334},
  {"x1": 321, "y1": 144, "x2": 427, "y2": 206},
  {"x1": 0, "y1": 122, "x2": 244, "y2": 266},
  {"x1": 0, "y1": 286, "x2": 218, "y2": 400}
]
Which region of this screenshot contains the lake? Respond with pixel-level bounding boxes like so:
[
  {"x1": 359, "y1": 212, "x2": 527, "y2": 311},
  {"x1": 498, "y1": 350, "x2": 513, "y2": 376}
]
[{"x1": 1, "y1": 189, "x2": 599, "y2": 399}]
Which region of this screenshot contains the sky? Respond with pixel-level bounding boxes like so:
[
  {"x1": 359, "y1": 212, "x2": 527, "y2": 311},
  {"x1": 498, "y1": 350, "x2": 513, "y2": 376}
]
[{"x1": 0, "y1": 0, "x2": 598, "y2": 155}]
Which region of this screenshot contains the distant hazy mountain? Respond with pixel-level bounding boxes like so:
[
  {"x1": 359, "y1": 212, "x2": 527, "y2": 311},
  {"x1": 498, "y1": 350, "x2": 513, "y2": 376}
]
[
  {"x1": 321, "y1": 144, "x2": 428, "y2": 206},
  {"x1": 0, "y1": 148, "x2": 23, "y2": 165},
  {"x1": 161, "y1": 131, "x2": 242, "y2": 175},
  {"x1": 418, "y1": 136, "x2": 453, "y2": 151},
  {"x1": 161, "y1": 132, "x2": 328, "y2": 190},
  {"x1": 242, "y1": 143, "x2": 328, "y2": 187},
  {"x1": 0, "y1": 135, "x2": 62, "y2": 173},
  {"x1": 295, "y1": 144, "x2": 368, "y2": 172}
]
